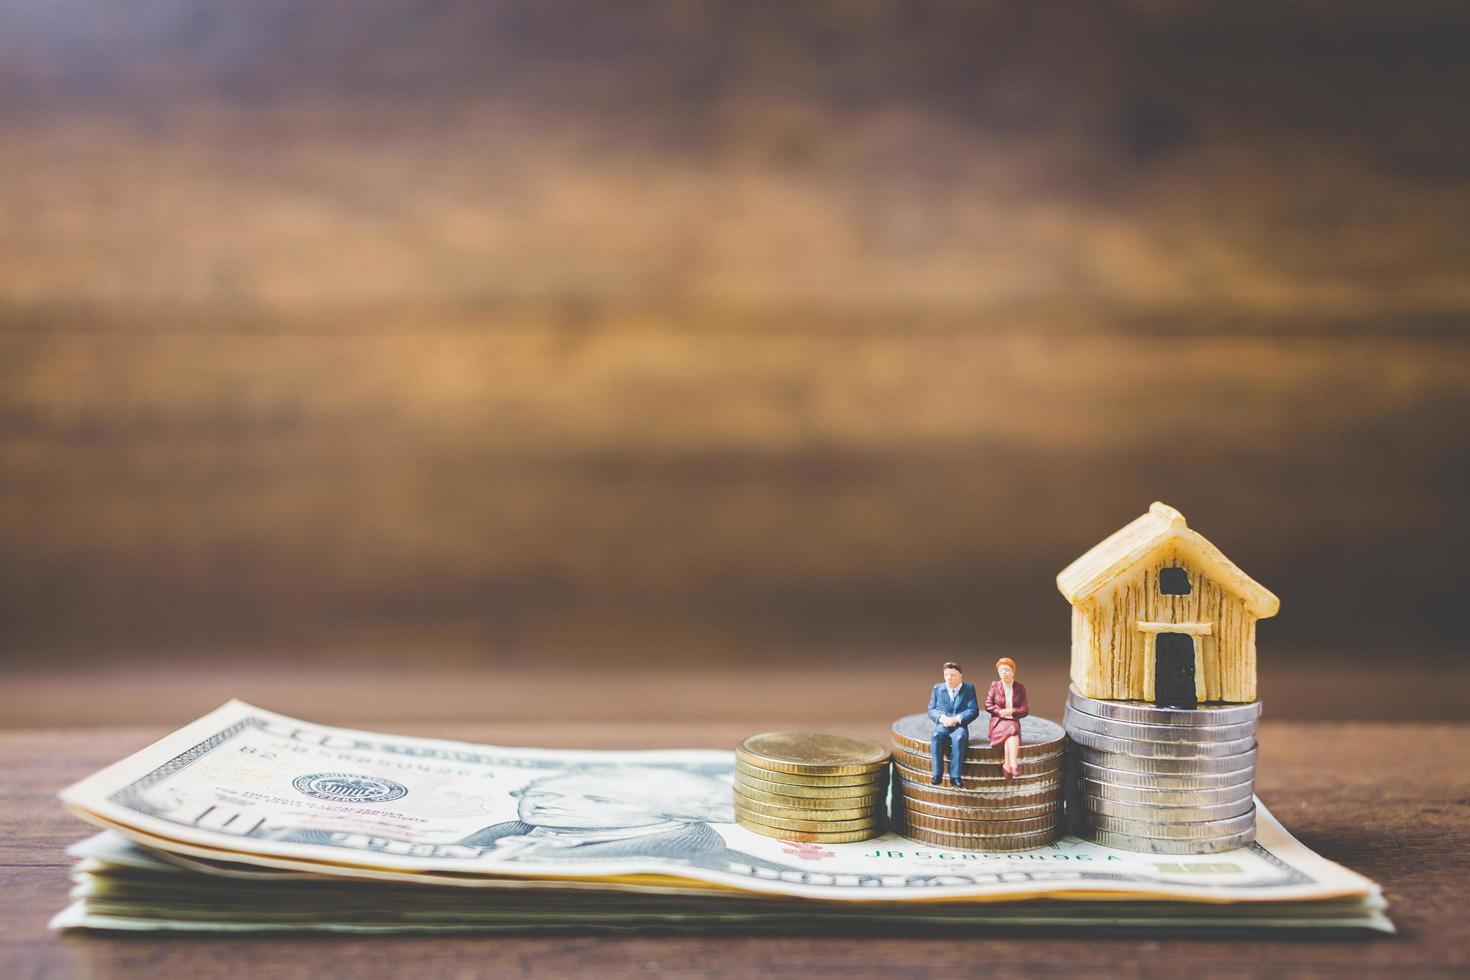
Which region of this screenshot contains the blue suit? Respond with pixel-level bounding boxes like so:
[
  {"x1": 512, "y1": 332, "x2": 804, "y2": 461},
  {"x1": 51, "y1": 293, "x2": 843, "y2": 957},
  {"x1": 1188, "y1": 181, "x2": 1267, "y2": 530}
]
[{"x1": 927, "y1": 682, "x2": 979, "y2": 783}]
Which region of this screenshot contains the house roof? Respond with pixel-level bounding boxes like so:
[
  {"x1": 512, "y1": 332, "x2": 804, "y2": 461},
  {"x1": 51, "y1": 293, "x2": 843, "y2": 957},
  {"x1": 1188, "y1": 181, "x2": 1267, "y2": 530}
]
[{"x1": 1056, "y1": 502, "x2": 1280, "y2": 618}]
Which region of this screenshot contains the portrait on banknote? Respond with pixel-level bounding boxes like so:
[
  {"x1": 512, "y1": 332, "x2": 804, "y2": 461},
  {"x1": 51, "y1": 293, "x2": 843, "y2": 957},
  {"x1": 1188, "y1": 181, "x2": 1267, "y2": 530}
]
[
  {"x1": 84, "y1": 708, "x2": 787, "y2": 874},
  {"x1": 456, "y1": 766, "x2": 744, "y2": 866}
]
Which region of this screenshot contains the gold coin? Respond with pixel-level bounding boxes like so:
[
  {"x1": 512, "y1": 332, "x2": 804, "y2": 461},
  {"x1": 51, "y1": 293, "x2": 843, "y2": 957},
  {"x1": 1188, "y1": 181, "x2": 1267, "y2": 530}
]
[
  {"x1": 890, "y1": 714, "x2": 1068, "y2": 760},
  {"x1": 891, "y1": 743, "x2": 1063, "y2": 776},
  {"x1": 734, "y1": 758, "x2": 888, "y2": 787},
  {"x1": 893, "y1": 822, "x2": 1062, "y2": 852},
  {"x1": 895, "y1": 794, "x2": 1060, "y2": 822},
  {"x1": 734, "y1": 806, "x2": 883, "y2": 834},
  {"x1": 735, "y1": 815, "x2": 883, "y2": 843},
  {"x1": 733, "y1": 792, "x2": 885, "y2": 823},
  {"x1": 890, "y1": 758, "x2": 1060, "y2": 788},
  {"x1": 893, "y1": 809, "x2": 1061, "y2": 837},
  {"x1": 735, "y1": 771, "x2": 889, "y2": 800},
  {"x1": 732, "y1": 782, "x2": 888, "y2": 810},
  {"x1": 892, "y1": 777, "x2": 1062, "y2": 810},
  {"x1": 737, "y1": 732, "x2": 890, "y2": 776}
]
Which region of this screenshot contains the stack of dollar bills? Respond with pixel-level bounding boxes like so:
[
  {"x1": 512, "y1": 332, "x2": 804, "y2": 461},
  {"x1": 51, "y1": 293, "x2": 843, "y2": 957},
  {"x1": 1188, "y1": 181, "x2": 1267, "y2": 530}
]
[{"x1": 52, "y1": 701, "x2": 1391, "y2": 934}]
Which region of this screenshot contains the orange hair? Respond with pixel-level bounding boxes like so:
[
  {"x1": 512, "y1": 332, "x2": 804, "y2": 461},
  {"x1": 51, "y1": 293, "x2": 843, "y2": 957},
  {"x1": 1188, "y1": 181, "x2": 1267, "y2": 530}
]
[{"x1": 995, "y1": 657, "x2": 1017, "y2": 674}]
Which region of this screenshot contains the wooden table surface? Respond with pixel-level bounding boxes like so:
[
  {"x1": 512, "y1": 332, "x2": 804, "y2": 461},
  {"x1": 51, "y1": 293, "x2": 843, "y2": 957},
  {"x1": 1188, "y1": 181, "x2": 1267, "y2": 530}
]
[{"x1": 4, "y1": 720, "x2": 1468, "y2": 979}]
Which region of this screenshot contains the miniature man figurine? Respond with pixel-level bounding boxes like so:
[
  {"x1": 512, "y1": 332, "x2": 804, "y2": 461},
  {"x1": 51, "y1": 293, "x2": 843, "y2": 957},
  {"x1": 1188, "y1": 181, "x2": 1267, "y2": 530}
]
[{"x1": 927, "y1": 662, "x2": 979, "y2": 788}]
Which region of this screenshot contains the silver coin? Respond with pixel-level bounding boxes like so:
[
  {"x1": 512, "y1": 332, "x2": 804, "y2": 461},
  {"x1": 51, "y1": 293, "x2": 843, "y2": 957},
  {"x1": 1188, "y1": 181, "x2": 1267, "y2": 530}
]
[
  {"x1": 890, "y1": 713, "x2": 1067, "y2": 761},
  {"x1": 1063, "y1": 707, "x2": 1257, "y2": 745},
  {"x1": 1075, "y1": 758, "x2": 1256, "y2": 789},
  {"x1": 1064, "y1": 707, "x2": 1257, "y2": 758},
  {"x1": 1072, "y1": 744, "x2": 1258, "y2": 775},
  {"x1": 1078, "y1": 806, "x2": 1256, "y2": 839},
  {"x1": 1078, "y1": 777, "x2": 1254, "y2": 807},
  {"x1": 1066, "y1": 724, "x2": 1256, "y2": 759},
  {"x1": 1078, "y1": 826, "x2": 1256, "y2": 854},
  {"x1": 1081, "y1": 794, "x2": 1255, "y2": 823},
  {"x1": 1067, "y1": 685, "x2": 1262, "y2": 727}
]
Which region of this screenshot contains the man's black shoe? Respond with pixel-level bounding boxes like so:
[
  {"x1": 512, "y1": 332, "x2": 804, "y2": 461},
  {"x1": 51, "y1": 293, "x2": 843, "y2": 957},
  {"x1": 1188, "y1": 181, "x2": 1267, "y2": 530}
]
[
  {"x1": 930, "y1": 776, "x2": 942, "y2": 785},
  {"x1": 951, "y1": 778, "x2": 965, "y2": 789}
]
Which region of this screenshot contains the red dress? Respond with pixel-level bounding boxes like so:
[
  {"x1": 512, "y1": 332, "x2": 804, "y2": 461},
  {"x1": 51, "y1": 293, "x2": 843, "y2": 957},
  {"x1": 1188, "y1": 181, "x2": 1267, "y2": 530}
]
[{"x1": 985, "y1": 680, "x2": 1029, "y2": 747}]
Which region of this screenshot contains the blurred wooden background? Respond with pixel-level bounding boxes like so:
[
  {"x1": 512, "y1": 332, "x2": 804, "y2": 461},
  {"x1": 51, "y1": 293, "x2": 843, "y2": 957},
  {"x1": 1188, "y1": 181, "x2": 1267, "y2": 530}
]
[{"x1": 1, "y1": 1, "x2": 1466, "y2": 725}]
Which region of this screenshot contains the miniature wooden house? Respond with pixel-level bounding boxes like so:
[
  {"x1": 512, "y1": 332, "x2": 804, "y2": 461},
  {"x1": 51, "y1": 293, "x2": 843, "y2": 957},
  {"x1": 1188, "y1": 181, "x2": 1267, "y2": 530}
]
[{"x1": 1057, "y1": 502, "x2": 1279, "y2": 706}]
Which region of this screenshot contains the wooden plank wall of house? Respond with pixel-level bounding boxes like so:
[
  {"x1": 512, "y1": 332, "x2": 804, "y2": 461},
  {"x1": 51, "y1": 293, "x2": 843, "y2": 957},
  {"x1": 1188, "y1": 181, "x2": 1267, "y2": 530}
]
[
  {"x1": 1074, "y1": 556, "x2": 1258, "y2": 704},
  {"x1": 0, "y1": 2, "x2": 1466, "y2": 714}
]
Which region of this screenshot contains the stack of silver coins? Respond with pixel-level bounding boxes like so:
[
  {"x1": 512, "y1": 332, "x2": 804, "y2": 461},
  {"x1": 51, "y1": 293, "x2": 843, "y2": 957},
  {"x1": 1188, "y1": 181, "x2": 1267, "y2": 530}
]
[
  {"x1": 887, "y1": 714, "x2": 1066, "y2": 850},
  {"x1": 1064, "y1": 685, "x2": 1260, "y2": 853}
]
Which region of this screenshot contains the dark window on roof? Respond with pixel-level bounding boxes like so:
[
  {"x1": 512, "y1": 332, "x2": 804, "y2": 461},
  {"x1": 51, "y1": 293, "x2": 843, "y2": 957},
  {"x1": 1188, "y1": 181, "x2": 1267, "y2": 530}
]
[{"x1": 1159, "y1": 567, "x2": 1191, "y2": 595}]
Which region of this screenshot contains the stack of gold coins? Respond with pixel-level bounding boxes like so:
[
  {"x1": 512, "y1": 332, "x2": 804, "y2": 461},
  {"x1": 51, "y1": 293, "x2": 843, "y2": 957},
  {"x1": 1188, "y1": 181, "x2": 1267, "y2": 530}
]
[
  {"x1": 888, "y1": 715, "x2": 1067, "y2": 850},
  {"x1": 732, "y1": 732, "x2": 891, "y2": 843}
]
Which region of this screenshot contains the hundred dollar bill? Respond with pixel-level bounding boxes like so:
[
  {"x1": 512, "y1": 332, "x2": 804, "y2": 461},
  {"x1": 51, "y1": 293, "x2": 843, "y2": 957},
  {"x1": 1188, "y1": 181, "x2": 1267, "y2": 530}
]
[{"x1": 58, "y1": 700, "x2": 1386, "y2": 915}]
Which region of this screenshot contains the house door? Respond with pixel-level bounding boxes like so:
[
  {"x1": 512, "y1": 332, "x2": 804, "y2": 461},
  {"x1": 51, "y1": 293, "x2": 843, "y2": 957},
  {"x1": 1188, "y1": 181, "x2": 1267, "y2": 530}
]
[{"x1": 1154, "y1": 633, "x2": 1196, "y2": 707}]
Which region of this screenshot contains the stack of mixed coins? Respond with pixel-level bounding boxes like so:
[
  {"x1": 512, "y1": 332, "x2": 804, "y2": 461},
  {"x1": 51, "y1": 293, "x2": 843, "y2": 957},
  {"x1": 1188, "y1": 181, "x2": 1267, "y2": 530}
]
[
  {"x1": 887, "y1": 715, "x2": 1067, "y2": 850},
  {"x1": 1064, "y1": 685, "x2": 1260, "y2": 853},
  {"x1": 732, "y1": 732, "x2": 891, "y2": 843}
]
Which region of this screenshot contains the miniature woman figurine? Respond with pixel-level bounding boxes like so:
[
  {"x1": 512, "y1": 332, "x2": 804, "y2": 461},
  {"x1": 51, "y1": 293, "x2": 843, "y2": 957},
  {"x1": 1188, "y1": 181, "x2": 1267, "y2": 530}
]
[{"x1": 985, "y1": 657, "x2": 1029, "y2": 779}]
